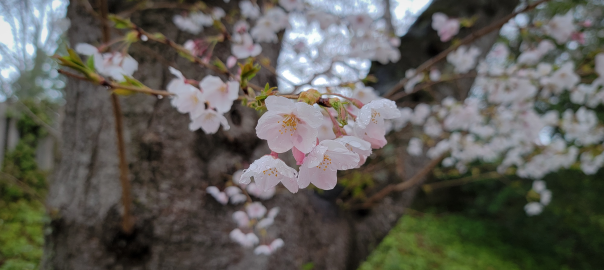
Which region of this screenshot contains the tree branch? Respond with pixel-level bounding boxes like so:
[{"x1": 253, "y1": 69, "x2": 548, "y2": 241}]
[
  {"x1": 383, "y1": 0, "x2": 552, "y2": 99},
  {"x1": 359, "y1": 154, "x2": 445, "y2": 209}
]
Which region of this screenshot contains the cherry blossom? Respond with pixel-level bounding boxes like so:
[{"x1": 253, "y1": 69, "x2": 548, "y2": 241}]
[
  {"x1": 167, "y1": 67, "x2": 205, "y2": 116},
  {"x1": 232, "y1": 211, "x2": 250, "y2": 228},
  {"x1": 431, "y1": 12, "x2": 460, "y2": 42},
  {"x1": 232, "y1": 33, "x2": 262, "y2": 59},
  {"x1": 206, "y1": 186, "x2": 228, "y2": 205},
  {"x1": 254, "y1": 239, "x2": 284, "y2": 255},
  {"x1": 189, "y1": 109, "x2": 230, "y2": 134},
  {"x1": 256, "y1": 96, "x2": 323, "y2": 153},
  {"x1": 240, "y1": 155, "x2": 299, "y2": 193},
  {"x1": 246, "y1": 183, "x2": 276, "y2": 200},
  {"x1": 355, "y1": 99, "x2": 402, "y2": 148},
  {"x1": 407, "y1": 138, "x2": 423, "y2": 156},
  {"x1": 246, "y1": 202, "x2": 267, "y2": 219},
  {"x1": 447, "y1": 46, "x2": 481, "y2": 73},
  {"x1": 199, "y1": 75, "x2": 239, "y2": 113},
  {"x1": 225, "y1": 186, "x2": 247, "y2": 204},
  {"x1": 335, "y1": 136, "x2": 372, "y2": 168},
  {"x1": 543, "y1": 11, "x2": 575, "y2": 44},
  {"x1": 298, "y1": 140, "x2": 359, "y2": 190},
  {"x1": 239, "y1": 1, "x2": 260, "y2": 19},
  {"x1": 230, "y1": 228, "x2": 259, "y2": 247},
  {"x1": 75, "y1": 43, "x2": 138, "y2": 81}
]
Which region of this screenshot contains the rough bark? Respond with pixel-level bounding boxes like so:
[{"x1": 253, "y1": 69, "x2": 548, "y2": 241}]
[{"x1": 43, "y1": 0, "x2": 516, "y2": 269}]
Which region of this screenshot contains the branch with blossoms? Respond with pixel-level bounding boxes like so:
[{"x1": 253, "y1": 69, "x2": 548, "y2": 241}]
[{"x1": 56, "y1": 0, "x2": 604, "y2": 254}]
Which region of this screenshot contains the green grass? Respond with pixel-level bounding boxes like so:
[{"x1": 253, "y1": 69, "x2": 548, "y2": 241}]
[
  {"x1": 0, "y1": 199, "x2": 46, "y2": 270},
  {"x1": 359, "y1": 214, "x2": 557, "y2": 270}
]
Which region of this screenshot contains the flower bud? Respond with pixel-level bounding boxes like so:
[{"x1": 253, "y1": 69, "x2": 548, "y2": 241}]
[{"x1": 297, "y1": 89, "x2": 322, "y2": 105}]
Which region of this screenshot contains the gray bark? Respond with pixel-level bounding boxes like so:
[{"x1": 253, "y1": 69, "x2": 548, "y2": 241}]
[{"x1": 43, "y1": 0, "x2": 517, "y2": 269}]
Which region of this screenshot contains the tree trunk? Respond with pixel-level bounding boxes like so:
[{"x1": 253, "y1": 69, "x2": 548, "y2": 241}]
[{"x1": 43, "y1": 0, "x2": 517, "y2": 269}]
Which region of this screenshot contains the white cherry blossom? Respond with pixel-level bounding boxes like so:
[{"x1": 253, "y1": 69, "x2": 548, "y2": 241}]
[
  {"x1": 543, "y1": 11, "x2": 575, "y2": 44},
  {"x1": 240, "y1": 155, "x2": 299, "y2": 193},
  {"x1": 254, "y1": 239, "x2": 284, "y2": 255},
  {"x1": 239, "y1": 1, "x2": 260, "y2": 19},
  {"x1": 232, "y1": 33, "x2": 262, "y2": 59},
  {"x1": 431, "y1": 12, "x2": 460, "y2": 42},
  {"x1": 246, "y1": 202, "x2": 267, "y2": 219},
  {"x1": 199, "y1": 75, "x2": 239, "y2": 113},
  {"x1": 189, "y1": 109, "x2": 230, "y2": 134}
]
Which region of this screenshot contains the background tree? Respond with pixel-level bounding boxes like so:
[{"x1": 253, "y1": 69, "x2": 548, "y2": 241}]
[{"x1": 42, "y1": 0, "x2": 521, "y2": 269}]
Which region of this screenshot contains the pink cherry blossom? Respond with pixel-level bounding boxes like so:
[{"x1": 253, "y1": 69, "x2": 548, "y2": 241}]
[
  {"x1": 189, "y1": 109, "x2": 230, "y2": 134},
  {"x1": 232, "y1": 33, "x2": 262, "y2": 59},
  {"x1": 199, "y1": 75, "x2": 239, "y2": 113},
  {"x1": 75, "y1": 43, "x2": 138, "y2": 81},
  {"x1": 298, "y1": 140, "x2": 359, "y2": 190},
  {"x1": 335, "y1": 136, "x2": 372, "y2": 168},
  {"x1": 292, "y1": 146, "x2": 306, "y2": 165},
  {"x1": 254, "y1": 239, "x2": 284, "y2": 255},
  {"x1": 232, "y1": 211, "x2": 250, "y2": 228},
  {"x1": 225, "y1": 186, "x2": 247, "y2": 204},
  {"x1": 227, "y1": 56, "x2": 237, "y2": 68},
  {"x1": 240, "y1": 155, "x2": 299, "y2": 193},
  {"x1": 431, "y1": 13, "x2": 460, "y2": 42},
  {"x1": 245, "y1": 183, "x2": 276, "y2": 199},
  {"x1": 230, "y1": 229, "x2": 259, "y2": 247},
  {"x1": 256, "y1": 96, "x2": 323, "y2": 153},
  {"x1": 206, "y1": 186, "x2": 228, "y2": 205},
  {"x1": 256, "y1": 207, "x2": 279, "y2": 229},
  {"x1": 355, "y1": 99, "x2": 402, "y2": 149},
  {"x1": 246, "y1": 202, "x2": 267, "y2": 219}
]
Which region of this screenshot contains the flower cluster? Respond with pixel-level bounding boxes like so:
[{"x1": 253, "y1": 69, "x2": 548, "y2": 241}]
[
  {"x1": 238, "y1": 96, "x2": 399, "y2": 192},
  {"x1": 167, "y1": 68, "x2": 239, "y2": 133},
  {"x1": 230, "y1": 202, "x2": 284, "y2": 254}
]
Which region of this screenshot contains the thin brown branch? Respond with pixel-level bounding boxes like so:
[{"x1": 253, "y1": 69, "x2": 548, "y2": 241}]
[
  {"x1": 383, "y1": 0, "x2": 552, "y2": 99},
  {"x1": 58, "y1": 70, "x2": 174, "y2": 96},
  {"x1": 359, "y1": 154, "x2": 446, "y2": 208},
  {"x1": 110, "y1": 94, "x2": 134, "y2": 234},
  {"x1": 422, "y1": 171, "x2": 502, "y2": 191},
  {"x1": 118, "y1": 2, "x2": 194, "y2": 18},
  {"x1": 389, "y1": 72, "x2": 477, "y2": 101},
  {"x1": 98, "y1": 0, "x2": 134, "y2": 235}
]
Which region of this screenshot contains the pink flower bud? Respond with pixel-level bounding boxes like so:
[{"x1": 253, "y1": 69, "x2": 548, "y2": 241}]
[{"x1": 227, "y1": 56, "x2": 237, "y2": 68}]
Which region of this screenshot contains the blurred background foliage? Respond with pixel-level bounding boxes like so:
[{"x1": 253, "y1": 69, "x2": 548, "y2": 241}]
[
  {"x1": 359, "y1": 168, "x2": 604, "y2": 269},
  {"x1": 0, "y1": 101, "x2": 50, "y2": 270}
]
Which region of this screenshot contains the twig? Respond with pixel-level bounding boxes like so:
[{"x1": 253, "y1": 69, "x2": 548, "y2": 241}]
[
  {"x1": 359, "y1": 154, "x2": 445, "y2": 208},
  {"x1": 383, "y1": 0, "x2": 552, "y2": 99},
  {"x1": 58, "y1": 70, "x2": 173, "y2": 96},
  {"x1": 422, "y1": 171, "x2": 502, "y2": 191},
  {"x1": 118, "y1": 2, "x2": 194, "y2": 18},
  {"x1": 99, "y1": 0, "x2": 134, "y2": 234},
  {"x1": 389, "y1": 72, "x2": 477, "y2": 101}
]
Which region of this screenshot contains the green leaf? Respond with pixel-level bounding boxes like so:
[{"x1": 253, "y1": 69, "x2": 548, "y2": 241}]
[
  {"x1": 108, "y1": 14, "x2": 134, "y2": 29},
  {"x1": 86, "y1": 56, "x2": 95, "y2": 71}
]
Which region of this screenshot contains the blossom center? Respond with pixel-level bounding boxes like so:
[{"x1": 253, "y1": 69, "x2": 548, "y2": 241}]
[
  {"x1": 277, "y1": 114, "x2": 299, "y2": 136},
  {"x1": 315, "y1": 154, "x2": 332, "y2": 171},
  {"x1": 371, "y1": 109, "x2": 381, "y2": 124},
  {"x1": 262, "y1": 167, "x2": 279, "y2": 177}
]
